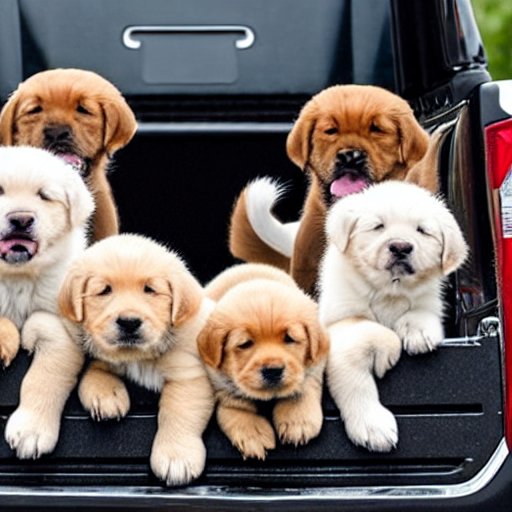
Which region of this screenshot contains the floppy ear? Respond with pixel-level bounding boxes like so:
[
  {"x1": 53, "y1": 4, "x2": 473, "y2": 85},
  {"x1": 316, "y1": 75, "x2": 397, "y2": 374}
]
[
  {"x1": 0, "y1": 92, "x2": 20, "y2": 145},
  {"x1": 167, "y1": 269, "x2": 204, "y2": 327},
  {"x1": 304, "y1": 321, "x2": 330, "y2": 366},
  {"x1": 197, "y1": 317, "x2": 229, "y2": 369},
  {"x1": 101, "y1": 95, "x2": 137, "y2": 155},
  {"x1": 439, "y1": 211, "x2": 469, "y2": 275},
  {"x1": 58, "y1": 268, "x2": 90, "y2": 323},
  {"x1": 65, "y1": 176, "x2": 95, "y2": 227},
  {"x1": 396, "y1": 111, "x2": 429, "y2": 169},
  {"x1": 325, "y1": 203, "x2": 359, "y2": 254},
  {"x1": 286, "y1": 100, "x2": 318, "y2": 169}
]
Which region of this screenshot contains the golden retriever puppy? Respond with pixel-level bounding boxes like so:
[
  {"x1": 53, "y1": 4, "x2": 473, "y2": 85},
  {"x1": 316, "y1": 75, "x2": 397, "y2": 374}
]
[
  {"x1": 229, "y1": 85, "x2": 431, "y2": 294},
  {"x1": 0, "y1": 68, "x2": 137, "y2": 241},
  {"x1": 0, "y1": 146, "x2": 94, "y2": 458},
  {"x1": 58, "y1": 234, "x2": 215, "y2": 486},
  {"x1": 197, "y1": 263, "x2": 329, "y2": 460},
  {"x1": 318, "y1": 181, "x2": 468, "y2": 452}
]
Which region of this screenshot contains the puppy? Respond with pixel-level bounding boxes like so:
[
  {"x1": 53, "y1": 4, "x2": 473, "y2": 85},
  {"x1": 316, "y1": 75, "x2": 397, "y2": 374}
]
[
  {"x1": 197, "y1": 263, "x2": 329, "y2": 460},
  {"x1": 0, "y1": 146, "x2": 94, "y2": 459},
  {"x1": 318, "y1": 181, "x2": 468, "y2": 452},
  {"x1": 58, "y1": 234, "x2": 215, "y2": 486},
  {"x1": 0, "y1": 68, "x2": 137, "y2": 241},
  {"x1": 229, "y1": 85, "x2": 431, "y2": 294}
]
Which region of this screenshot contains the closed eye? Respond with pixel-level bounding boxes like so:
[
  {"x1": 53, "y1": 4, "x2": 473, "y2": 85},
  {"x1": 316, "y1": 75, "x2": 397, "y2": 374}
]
[
  {"x1": 284, "y1": 333, "x2": 297, "y2": 344},
  {"x1": 38, "y1": 189, "x2": 51, "y2": 201},
  {"x1": 370, "y1": 122, "x2": 384, "y2": 133},
  {"x1": 144, "y1": 284, "x2": 156, "y2": 294},
  {"x1": 76, "y1": 104, "x2": 92, "y2": 115},
  {"x1": 324, "y1": 127, "x2": 338, "y2": 135},
  {"x1": 27, "y1": 105, "x2": 43, "y2": 115},
  {"x1": 98, "y1": 285, "x2": 112, "y2": 296},
  {"x1": 238, "y1": 339, "x2": 254, "y2": 350},
  {"x1": 373, "y1": 223, "x2": 385, "y2": 231},
  {"x1": 417, "y1": 226, "x2": 429, "y2": 235}
]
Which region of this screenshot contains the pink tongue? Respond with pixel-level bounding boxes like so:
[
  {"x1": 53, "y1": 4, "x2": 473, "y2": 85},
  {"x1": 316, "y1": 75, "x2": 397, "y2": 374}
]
[
  {"x1": 0, "y1": 239, "x2": 37, "y2": 255},
  {"x1": 56, "y1": 153, "x2": 83, "y2": 169},
  {"x1": 330, "y1": 175, "x2": 368, "y2": 198}
]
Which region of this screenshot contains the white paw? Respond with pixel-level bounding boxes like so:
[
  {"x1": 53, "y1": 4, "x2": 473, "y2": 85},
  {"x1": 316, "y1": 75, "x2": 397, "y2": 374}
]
[
  {"x1": 373, "y1": 335, "x2": 402, "y2": 378},
  {"x1": 150, "y1": 436, "x2": 206, "y2": 486},
  {"x1": 344, "y1": 403, "x2": 398, "y2": 452},
  {"x1": 395, "y1": 314, "x2": 443, "y2": 355},
  {"x1": 5, "y1": 407, "x2": 59, "y2": 459}
]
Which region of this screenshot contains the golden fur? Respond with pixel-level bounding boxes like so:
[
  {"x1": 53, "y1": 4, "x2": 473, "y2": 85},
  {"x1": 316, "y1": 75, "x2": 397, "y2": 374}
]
[
  {"x1": 229, "y1": 85, "x2": 431, "y2": 294},
  {"x1": 197, "y1": 263, "x2": 329, "y2": 460},
  {"x1": 58, "y1": 234, "x2": 215, "y2": 486},
  {"x1": 0, "y1": 68, "x2": 137, "y2": 241}
]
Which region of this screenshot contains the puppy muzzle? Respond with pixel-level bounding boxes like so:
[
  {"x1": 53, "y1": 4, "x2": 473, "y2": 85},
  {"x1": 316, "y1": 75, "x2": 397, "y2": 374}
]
[
  {"x1": 114, "y1": 316, "x2": 144, "y2": 346},
  {"x1": 385, "y1": 240, "x2": 415, "y2": 278},
  {"x1": 260, "y1": 365, "x2": 285, "y2": 388},
  {"x1": 0, "y1": 212, "x2": 39, "y2": 264}
]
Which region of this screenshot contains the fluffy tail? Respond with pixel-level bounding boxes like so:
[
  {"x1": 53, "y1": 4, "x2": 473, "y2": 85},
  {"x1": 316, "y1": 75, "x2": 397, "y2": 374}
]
[{"x1": 228, "y1": 177, "x2": 299, "y2": 271}]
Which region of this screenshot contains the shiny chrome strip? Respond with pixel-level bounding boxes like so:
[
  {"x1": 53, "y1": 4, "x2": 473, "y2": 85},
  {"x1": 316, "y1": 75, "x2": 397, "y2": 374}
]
[
  {"x1": 136, "y1": 121, "x2": 294, "y2": 134},
  {"x1": 497, "y1": 80, "x2": 512, "y2": 116},
  {"x1": 0, "y1": 439, "x2": 508, "y2": 504}
]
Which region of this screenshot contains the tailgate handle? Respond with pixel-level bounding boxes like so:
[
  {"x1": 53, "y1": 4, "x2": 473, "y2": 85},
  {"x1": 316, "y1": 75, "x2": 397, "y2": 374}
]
[{"x1": 122, "y1": 25, "x2": 255, "y2": 50}]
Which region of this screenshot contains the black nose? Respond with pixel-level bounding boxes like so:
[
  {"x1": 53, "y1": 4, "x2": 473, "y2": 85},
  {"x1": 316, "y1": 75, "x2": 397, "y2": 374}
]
[
  {"x1": 43, "y1": 124, "x2": 72, "y2": 144},
  {"x1": 116, "y1": 316, "x2": 142, "y2": 335},
  {"x1": 336, "y1": 149, "x2": 367, "y2": 169},
  {"x1": 7, "y1": 212, "x2": 34, "y2": 231},
  {"x1": 389, "y1": 241, "x2": 414, "y2": 258},
  {"x1": 261, "y1": 366, "x2": 284, "y2": 386}
]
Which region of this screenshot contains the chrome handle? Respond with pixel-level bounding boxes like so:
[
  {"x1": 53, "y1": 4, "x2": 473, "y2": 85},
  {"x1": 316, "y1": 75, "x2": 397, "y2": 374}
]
[{"x1": 122, "y1": 25, "x2": 255, "y2": 50}]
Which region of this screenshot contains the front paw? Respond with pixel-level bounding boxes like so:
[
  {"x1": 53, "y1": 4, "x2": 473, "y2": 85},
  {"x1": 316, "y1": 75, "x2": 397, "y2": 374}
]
[
  {"x1": 395, "y1": 314, "x2": 443, "y2": 355},
  {"x1": 0, "y1": 319, "x2": 20, "y2": 368},
  {"x1": 150, "y1": 436, "x2": 206, "y2": 486},
  {"x1": 344, "y1": 403, "x2": 398, "y2": 452},
  {"x1": 273, "y1": 398, "x2": 322, "y2": 446},
  {"x1": 5, "y1": 407, "x2": 59, "y2": 459},
  {"x1": 226, "y1": 414, "x2": 276, "y2": 460}
]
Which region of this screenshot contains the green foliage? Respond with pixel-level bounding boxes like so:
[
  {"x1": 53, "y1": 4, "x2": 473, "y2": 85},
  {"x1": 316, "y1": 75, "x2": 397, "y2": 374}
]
[{"x1": 472, "y1": 0, "x2": 512, "y2": 80}]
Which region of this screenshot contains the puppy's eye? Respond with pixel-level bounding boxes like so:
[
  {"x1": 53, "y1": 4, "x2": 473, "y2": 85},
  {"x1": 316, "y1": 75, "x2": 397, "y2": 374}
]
[
  {"x1": 370, "y1": 122, "x2": 384, "y2": 133},
  {"x1": 417, "y1": 226, "x2": 429, "y2": 235},
  {"x1": 76, "y1": 104, "x2": 92, "y2": 115},
  {"x1": 144, "y1": 284, "x2": 156, "y2": 294},
  {"x1": 27, "y1": 106, "x2": 43, "y2": 115},
  {"x1": 373, "y1": 223, "x2": 385, "y2": 231},
  {"x1": 324, "y1": 127, "x2": 338, "y2": 135},
  {"x1": 0, "y1": 186, "x2": 4, "y2": 195},
  {"x1": 238, "y1": 339, "x2": 254, "y2": 350},
  {"x1": 284, "y1": 333, "x2": 297, "y2": 344},
  {"x1": 38, "y1": 189, "x2": 51, "y2": 201},
  {"x1": 98, "y1": 285, "x2": 112, "y2": 296}
]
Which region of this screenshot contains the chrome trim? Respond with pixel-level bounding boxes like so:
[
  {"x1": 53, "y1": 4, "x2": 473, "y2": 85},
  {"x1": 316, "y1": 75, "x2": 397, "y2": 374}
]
[
  {"x1": 122, "y1": 25, "x2": 255, "y2": 50},
  {"x1": 136, "y1": 121, "x2": 294, "y2": 134},
  {"x1": 0, "y1": 439, "x2": 508, "y2": 505},
  {"x1": 497, "y1": 80, "x2": 512, "y2": 116}
]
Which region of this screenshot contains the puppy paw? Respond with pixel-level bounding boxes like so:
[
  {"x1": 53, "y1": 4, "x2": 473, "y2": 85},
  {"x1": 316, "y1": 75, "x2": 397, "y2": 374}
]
[
  {"x1": 0, "y1": 319, "x2": 20, "y2": 367},
  {"x1": 79, "y1": 370, "x2": 130, "y2": 421},
  {"x1": 395, "y1": 313, "x2": 443, "y2": 355},
  {"x1": 273, "y1": 399, "x2": 322, "y2": 446},
  {"x1": 5, "y1": 407, "x2": 59, "y2": 459},
  {"x1": 372, "y1": 332, "x2": 402, "y2": 378},
  {"x1": 229, "y1": 415, "x2": 276, "y2": 460},
  {"x1": 150, "y1": 436, "x2": 206, "y2": 486},
  {"x1": 344, "y1": 403, "x2": 398, "y2": 452}
]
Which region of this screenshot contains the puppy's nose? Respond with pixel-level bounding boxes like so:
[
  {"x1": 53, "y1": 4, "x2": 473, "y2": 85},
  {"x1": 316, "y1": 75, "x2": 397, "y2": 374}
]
[
  {"x1": 389, "y1": 241, "x2": 414, "y2": 259},
  {"x1": 7, "y1": 212, "x2": 35, "y2": 231},
  {"x1": 116, "y1": 316, "x2": 142, "y2": 335},
  {"x1": 336, "y1": 149, "x2": 367, "y2": 168},
  {"x1": 261, "y1": 366, "x2": 284, "y2": 386},
  {"x1": 43, "y1": 124, "x2": 72, "y2": 144}
]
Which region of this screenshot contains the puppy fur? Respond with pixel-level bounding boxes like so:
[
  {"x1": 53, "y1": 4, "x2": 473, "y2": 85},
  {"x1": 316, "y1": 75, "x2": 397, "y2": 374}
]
[
  {"x1": 0, "y1": 146, "x2": 94, "y2": 459},
  {"x1": 229, "y1": 85, "x2": 431, "y2": 295},
  {"x1": 197, "y1": 263, "x2": 329, "y2": 460},
  {"x1": 318, "y1": 181, "x2": 468, "y2": 452},
  {"x1": 0, "y1": 68, "x2": 137, "y2": 241},
  {"x1": 58, "y1": 234, "x2": 215, "y2": 486}
]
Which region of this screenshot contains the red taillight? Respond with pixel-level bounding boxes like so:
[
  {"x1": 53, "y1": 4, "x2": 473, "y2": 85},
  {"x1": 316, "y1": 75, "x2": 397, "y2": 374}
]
[{"x1": 485, "y1": 117, "x2": 512, "y2": 447}]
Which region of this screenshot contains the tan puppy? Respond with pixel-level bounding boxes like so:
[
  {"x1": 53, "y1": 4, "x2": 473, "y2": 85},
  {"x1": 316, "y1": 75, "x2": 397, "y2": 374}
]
[
  {"x1": 0, "y1": 68, "x2": 137, "y2": 241},
  {"x1": 229, "y1": 85, "x2": 431, "y2": 294},
  {"x1": 58, "y1": 234, "x2": 215, "y2": 486},
  {"x1": 197, "y1": 263, "x2": 329, "y2": 460}
]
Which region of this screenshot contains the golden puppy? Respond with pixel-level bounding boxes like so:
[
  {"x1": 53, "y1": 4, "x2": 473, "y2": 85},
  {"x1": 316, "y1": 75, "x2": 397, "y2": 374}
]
[
  {"x1": 58, "y1": 234, "x2": 215, "y2": 486},
  {"x1": 197, "y1": 263, "x2": 329, "y2": 460},
  {"x1": 0, "y1": 68, "x2": 137, "y2": 241},
  {"x1": 229, "y1": 85, "x2": 431, "y2": 294}
]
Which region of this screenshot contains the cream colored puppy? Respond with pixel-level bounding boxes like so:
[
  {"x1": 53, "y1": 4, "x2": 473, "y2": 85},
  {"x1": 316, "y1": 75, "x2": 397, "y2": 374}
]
[
  {"x1": 0, "y1": 146, "x2": 94, "y2": 458},
  {"x1": 58, "y1": 234, "x2": 215, "y2": 486},
  {"x1": 319, "y1": 181, "x2": 468, "y2": 452}
]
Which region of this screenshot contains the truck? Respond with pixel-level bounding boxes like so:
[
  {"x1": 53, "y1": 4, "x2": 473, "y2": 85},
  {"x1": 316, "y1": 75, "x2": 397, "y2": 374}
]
[{"x1": 0, "y1": 0, "x2": 511, "y2": 509}]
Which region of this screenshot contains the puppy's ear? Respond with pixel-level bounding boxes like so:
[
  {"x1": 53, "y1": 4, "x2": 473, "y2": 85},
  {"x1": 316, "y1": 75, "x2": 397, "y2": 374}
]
[
  {"x1": 102, "y1": 96, "x2": 137, "y2": 155},
  {"x1": 304, "y1": 322, "x2": 330, "y2": 366},
  {"x1": 396, "y1": 111, "x2": 429, "y2": 169},
  {"x1": 167, "y1": 269, "x2": 204, "y2": 327},
  {"x1": 58, "y1": 268, "x2": 90, "y2": 323},
  {"x1": 286, "y1": 100, "x2": 318, "y2": 169},
  {"x1": 65, "y1": 177, "x2": 95, "y2": 227},
  {"x1": 0, "y1": 92, "x2": 19, "y2": 145},
  {"x1": 325, "y1": 202, "x2": 358, "y2": 253},
  {"x1": 439, "y1": 210, "x2": 469, "y2": 275},
  {"x1": 197, "y1": 317, "x2": 228, "y2": 369}
]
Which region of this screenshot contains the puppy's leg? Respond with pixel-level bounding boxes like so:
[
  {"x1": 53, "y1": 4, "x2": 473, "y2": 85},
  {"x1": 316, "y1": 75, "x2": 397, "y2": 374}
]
[
  {"x1": 5, "y1": 312, "x2": 84, "y2": 459},
  {"x1": 395, "y1": 310, "x2": 444, "y2": 355},
  {"x1": 0, "y1": 317, "x2": 20, "y2": 367},
  {"x1": 89, "y1": 171, "x2": 119, "y2": 240},
  {"x1": 327, "y1": 318, "x2": 401, "y2": 452},
  {"x1": 79, "y1": 359, "x2": 130, "y2": 420},
  {"x1": 273, "y1": 364, "x2": 324, "y2": 446},
  {"x1": 150, "y1": 375, "x2": 214, "y2": 486},
  {"x1": 216, "y1": 390, "x2": 276, "y2": 460}
]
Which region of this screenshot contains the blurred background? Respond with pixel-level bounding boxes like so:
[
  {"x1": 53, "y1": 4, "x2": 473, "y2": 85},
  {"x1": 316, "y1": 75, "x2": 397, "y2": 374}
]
[{"x1": 473, "y1": 0, "x2": 512, "y2": 79}]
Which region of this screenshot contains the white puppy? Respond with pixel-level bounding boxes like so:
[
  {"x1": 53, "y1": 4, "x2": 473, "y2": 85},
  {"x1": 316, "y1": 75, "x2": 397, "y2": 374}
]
[
  {"x1": 0, "y1": 146, "x2": 94, "y2": 458},
  {"x1": 319, "y1": 181, "x2": 468, "y2": 452}
]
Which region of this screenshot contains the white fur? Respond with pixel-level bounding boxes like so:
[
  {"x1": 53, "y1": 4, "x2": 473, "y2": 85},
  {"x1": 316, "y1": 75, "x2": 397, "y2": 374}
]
[
  {"x1": 246, "y1": 177, "x2": 299, "y2": 257},
  {"x1": 319, "y1": 181, "x2": 468, "y2": 451}
]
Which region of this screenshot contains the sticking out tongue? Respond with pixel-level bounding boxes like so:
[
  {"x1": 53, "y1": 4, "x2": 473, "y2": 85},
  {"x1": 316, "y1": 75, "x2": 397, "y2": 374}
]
[
  {"x1": 330, "y1": 174, "x2": 369, "y2": 198},
  {"x1": 55, "y1": 153, "x2": 85, "y2": 173},
  {"x1": 0, "y1": 238, "x2": 38, "y2": 264}
]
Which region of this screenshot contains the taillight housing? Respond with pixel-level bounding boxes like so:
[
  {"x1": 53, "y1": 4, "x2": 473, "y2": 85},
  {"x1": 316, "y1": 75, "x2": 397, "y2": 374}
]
[{"x1": 485, "y1": 117, "x2": 512, "y2": 447}]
